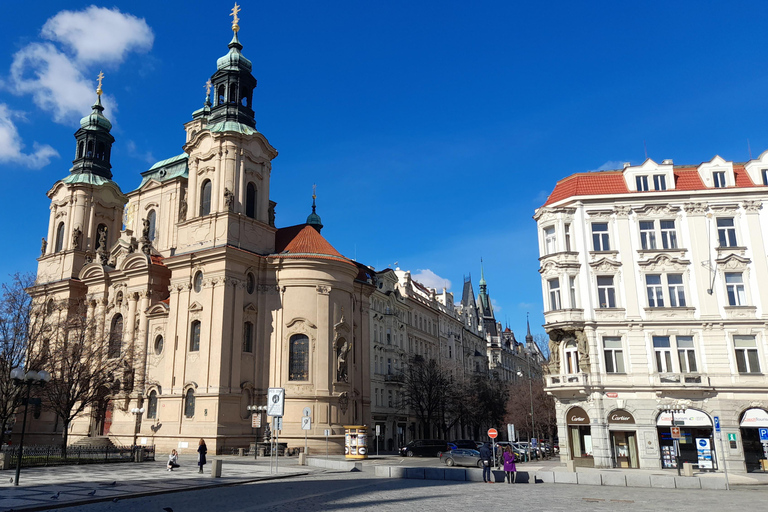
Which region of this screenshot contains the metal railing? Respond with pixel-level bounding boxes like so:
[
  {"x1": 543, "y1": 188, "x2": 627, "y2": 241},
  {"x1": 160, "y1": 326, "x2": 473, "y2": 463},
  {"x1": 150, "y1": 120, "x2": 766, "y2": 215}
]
[{"x1": 1, "y1": 444, "x2": 155, "y2": 468}]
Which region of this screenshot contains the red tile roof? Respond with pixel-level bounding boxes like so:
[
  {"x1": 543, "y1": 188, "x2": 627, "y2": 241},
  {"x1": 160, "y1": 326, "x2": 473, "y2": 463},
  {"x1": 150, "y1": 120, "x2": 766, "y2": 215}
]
[
  {"x1": 272, "y1": 224, "x2": 354, "y2": 267},
  {"x1": 543, "y1": 164, "x2": 762, "y2": 206}
]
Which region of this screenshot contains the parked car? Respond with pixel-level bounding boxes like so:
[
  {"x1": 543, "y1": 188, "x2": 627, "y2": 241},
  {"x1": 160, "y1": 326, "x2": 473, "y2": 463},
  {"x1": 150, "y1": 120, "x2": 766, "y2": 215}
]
[
  {"x1": 441, "y1": 449, "x2": 484, "y2": 468},
  {"x1": 398, "y1": 439, "x2": 448, "y2": 457},
  {"x1": 493, "y1": 442, "x2": 527, "y2": 464},
  {"x1": 447, "y1": 439, "x2": 477, "y2": 450}
]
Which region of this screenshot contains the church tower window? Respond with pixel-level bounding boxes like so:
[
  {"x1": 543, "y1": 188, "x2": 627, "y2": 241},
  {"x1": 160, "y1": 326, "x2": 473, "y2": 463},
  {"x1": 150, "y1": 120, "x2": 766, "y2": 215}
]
[
  {"x1": 108, "y1": 314, "x2": 123, "y2": 359},
  {"x1": 289, "y1": 334, "x2": 309, "y2": 381},
  {"x1": 190, "y1": 320, "x2": 201, "y2": 351},
  {"x1": 229, "y1": 83, "x2": 237, "y2": 103},
  {"x1": 55, "y1": 222, "x2": 65, "y2": 253},
  {"x1": 243, "y1": 321, "x2": 254, "y2": 353},
  {"x1": 147, "y1": 390, "x2": 158, "y2": 419},
  {"x1": 147, "y1": 209, "x2": 157, "y2": 241},
  {"x1": 96, "y1": 142, "x2": 105, "y2": 160},
  {"x1": 77, "y1": 141, "x2": 84, "y2": 158},
  {"x1": 217, "y1": 85, "x2": 225, "y2": 105},
  {"x1": 184, "y1": 389, "x2": 195, "y2": 417},
  {"x1": 246, "y1": 183, "x2": 256, "y2": 219},
  {"x1": 200, "y1": 180, "x2": 212, "y2": 216}
]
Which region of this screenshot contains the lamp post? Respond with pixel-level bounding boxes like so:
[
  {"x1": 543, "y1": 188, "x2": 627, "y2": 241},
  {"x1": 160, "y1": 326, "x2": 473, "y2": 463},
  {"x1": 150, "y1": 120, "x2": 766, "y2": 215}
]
[
  {"x1": 130, "y1": 407, "x2": 144, "y2": 459},
  {"x1": 247, "y1": 405, "x2": 267, "y2": 459},
  {"x1": 11, "y1": 368, "x2": 51, "y2": 486}
]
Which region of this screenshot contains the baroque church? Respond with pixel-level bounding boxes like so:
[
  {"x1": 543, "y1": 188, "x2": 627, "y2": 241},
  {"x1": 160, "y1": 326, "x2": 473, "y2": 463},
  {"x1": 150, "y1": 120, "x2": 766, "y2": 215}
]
[{"x1": 30, "y1": 9, "x2": 372, "y2": 454}]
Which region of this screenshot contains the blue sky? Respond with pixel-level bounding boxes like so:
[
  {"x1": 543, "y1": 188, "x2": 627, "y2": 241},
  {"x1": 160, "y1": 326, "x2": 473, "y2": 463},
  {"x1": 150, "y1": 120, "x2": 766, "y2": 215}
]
[{"x1": 2, "y1": 1, "x2": 768, "y2": 340}]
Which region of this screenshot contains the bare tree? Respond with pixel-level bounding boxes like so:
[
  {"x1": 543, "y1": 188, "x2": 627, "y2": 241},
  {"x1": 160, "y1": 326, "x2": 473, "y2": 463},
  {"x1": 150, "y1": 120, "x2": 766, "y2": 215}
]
[
  {"x1": 504, "y1": 376, "x2": 556, "y2": 443},
  {"x1": 38, "y1": 299, "x2": 122, "y2": 456},
  {"x1": 0, "y1": 273, "x2": 48, "y2": 446},
  {"x1": 402, "y1": 355, "x2": 450, "y2": 439},
  {"x1": 533, "y1": 333, "x2": 550, "y2": 360}
]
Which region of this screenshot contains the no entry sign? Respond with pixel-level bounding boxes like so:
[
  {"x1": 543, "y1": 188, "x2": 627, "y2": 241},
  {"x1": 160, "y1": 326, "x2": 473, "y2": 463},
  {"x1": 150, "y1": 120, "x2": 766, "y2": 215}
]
[{"x1": 488, "y1": 428, "x2": 498, "y2": 439}]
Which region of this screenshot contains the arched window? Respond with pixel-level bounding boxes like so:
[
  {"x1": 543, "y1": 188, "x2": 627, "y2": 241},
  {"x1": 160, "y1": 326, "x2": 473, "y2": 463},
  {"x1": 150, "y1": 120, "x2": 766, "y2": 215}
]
[
  {"x1": 190, "y1": 320, "x2": 201, "y2": 351},
  {"x1": 147, "y1": 390, "x2": 158, "y2": 419},
  {"x1": 229, "y1": 83, "x2": 237, "y2": 103},
  {"x1": 154, "y1": 335, "x2": 164, "y2": 355},
  {"x1": 243, "y1": 321, "x2": 253, "y2": 353},
  {"x1": 108, "y1": 314, "x2": 123, "y2": 359},
  {"x1": 564, "y1": 339, "x2": 579, "y2": 374},
  {"x1": 55, "y1": 222, "x2": 65, "y2": 253},
  {"x1": 245, "y1": 182, "x2": 256, "y2": 219},
  {"x1": 217, "y1": 85, "x2": 225, "y2": 105},
  {"x1": 193, "y1": 271, "x2": 203, "y2": 293},
  {"x1": 96, "y1": 142, "x2": 105, "y2": 160},
  {"x1": 147, "y1": 209, "x2": 157, "y2": 241},
  {"x1": 199, "y1": 180, "x2": 212, "y2": 216},
  {"x1": 86, "y1": 140, "x2": 94, "y2": 158},
  {"x1": 289, "y1": 334, "x2": 309, "y2": 381},
  {"x1": 77, "y1": 141, "x2": 84, "y2": 158},
  {"x1": 184, "y1": 389, "x2": 195, "y2": 417},
  {"x1": 95, "y1": 224, "x2": 108, "y2": 252}
]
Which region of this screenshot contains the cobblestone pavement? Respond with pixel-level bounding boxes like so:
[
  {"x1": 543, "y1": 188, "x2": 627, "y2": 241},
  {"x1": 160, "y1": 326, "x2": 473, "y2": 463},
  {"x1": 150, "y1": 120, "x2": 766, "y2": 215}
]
[{"x1": 58, "y1": 467, "x2": 767, "y2": 512}]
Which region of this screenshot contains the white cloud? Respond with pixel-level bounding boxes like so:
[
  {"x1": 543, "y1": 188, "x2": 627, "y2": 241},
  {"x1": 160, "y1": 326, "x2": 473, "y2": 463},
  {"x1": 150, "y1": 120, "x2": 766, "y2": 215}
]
[
  {"x1": 125, "y1": 140, "x2": 156, "y2": 165},
  {"x1": 587, "y1": 160, "x2": 628, "y2": 172},
  {"x1": 0, "y1": 104, "x2": 58, "y2": 169},
  {"x1": 412, "y1": 269, "x2": 452, "y2": 291},
  {"x1": 41, "y1": 6, "x2": 153, "y2": 65},
  {"x1": 491, "y1": 298, "x2": 502, "y2": 313}
]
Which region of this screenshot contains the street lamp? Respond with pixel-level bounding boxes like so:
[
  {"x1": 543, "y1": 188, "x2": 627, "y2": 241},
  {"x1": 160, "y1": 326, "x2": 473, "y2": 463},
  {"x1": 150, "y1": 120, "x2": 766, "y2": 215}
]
[
  {"x1": 517, "y1": 348, "x2": 536, "y2": 462},
  {"x1": 11, "y1": 367, "x2": 51, "y2": 486},
  {"x1": 130, "y1": 407, "x2": 144, "y2": 457},
  {"x1": 247, "y1": 405, "x2": 268, "y2": 458}
]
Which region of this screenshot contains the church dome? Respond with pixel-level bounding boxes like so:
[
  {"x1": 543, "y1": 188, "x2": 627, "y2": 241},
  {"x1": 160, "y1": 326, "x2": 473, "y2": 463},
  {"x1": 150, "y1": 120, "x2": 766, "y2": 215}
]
[
  {"x1": 80, "y1": 97, "x2": 112, "y2": 132},
  {"x1": 216, "y1": 33, "x2": 253, "y2": 72}
]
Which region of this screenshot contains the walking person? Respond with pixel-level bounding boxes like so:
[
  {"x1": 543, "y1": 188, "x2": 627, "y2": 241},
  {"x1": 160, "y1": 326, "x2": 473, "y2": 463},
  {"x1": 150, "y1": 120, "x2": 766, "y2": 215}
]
[
  {"x1": 167, "y1": 449, "x2": 179, "y2": 471},
  {"x1": 479, "y1": 442, "x2": 493, "y2": 483},
  {"x1": 502, "y1": 445, "x2": 517, "y2": 483},
  {"x1": 197, "y1": 438, "x2": 207, "y2": 474}
]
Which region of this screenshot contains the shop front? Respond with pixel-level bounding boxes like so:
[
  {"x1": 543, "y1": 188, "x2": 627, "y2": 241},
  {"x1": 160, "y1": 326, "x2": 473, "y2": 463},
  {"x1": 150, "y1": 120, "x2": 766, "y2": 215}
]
[
  {"x1": 566, "y1": 406, "x2": 594, "y2": 467},
  {"x1": 608, "y1": 409, "x2": 638, "y2": 468},
  {"x1": 656, "y1": 409, "x2": 715, "y2": 470},
  {"x1": 739, "y1": 408, "x2": 768, "y2": 473}
]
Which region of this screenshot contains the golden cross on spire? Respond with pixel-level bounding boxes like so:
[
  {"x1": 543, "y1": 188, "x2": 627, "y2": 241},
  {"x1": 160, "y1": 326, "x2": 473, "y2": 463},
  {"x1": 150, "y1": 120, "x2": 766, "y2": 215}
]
[
  {"x1": 205, "y1": 79, "x2": 212, "y2": 97},
  {"x1": 96, "y1": 71, "x2": 104, "y2": 96},
  {"x1": 230, "y1": 3, "x2": 241, "y2": 32},
  {"x1": 312, "y1": 183, "x2": 317, "y2": 200}
]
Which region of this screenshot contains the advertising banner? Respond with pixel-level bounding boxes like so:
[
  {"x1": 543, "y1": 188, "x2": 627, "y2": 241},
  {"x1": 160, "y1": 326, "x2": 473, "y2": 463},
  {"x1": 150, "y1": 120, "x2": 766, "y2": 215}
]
[{"x1": 696, "y1": 438, "x2": 713, "y2": 469}]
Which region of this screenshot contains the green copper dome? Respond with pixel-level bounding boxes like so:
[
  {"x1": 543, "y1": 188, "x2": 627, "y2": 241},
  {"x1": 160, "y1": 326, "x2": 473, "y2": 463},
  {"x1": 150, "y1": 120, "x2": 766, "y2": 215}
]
[
  {"x1": 80, "y1": 96, "x2": 112, "y2": 131},
  {"x1": 216, "y1": 33, "x2": 252, "y2": 72}
]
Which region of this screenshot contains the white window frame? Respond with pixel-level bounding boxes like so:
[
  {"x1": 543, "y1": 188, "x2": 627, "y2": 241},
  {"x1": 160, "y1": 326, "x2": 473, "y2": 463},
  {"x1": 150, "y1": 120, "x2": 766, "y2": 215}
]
[
  {"x1": 653, "y1": 174, "x2": 667, "y2": 191},
  {"x1": 548, "y1": 278, "x2": 561, "y2": 311},
  {"x1": 597, "y1": 275, "x2": 617, "y2": 308},
  {"x1": 636, "y1": 175, "x2": 649, "y2": 191},
  {"x1": 667, "y1": 274, "x2": 686, "y2": 307},
  {"x1": 717, "y1": 218, "x2": 738, "y2": 247},
  {"x1": 544, "y1": 225, "x2": 557, "y2": 255},
  {"x1": 676, "y1": 336, "x2": 697, "y2": 373},
  {"x1": 713, "y1": 171, "x2": 726, "y2": 188},
  {"x1": 564, "y1": 340, "x2": 579, "y2": 374},
  {"x1": 734, "y1": 335, "x2": 761, "y2": 374},
  {"x1": 603, "y1": 337, "x2": 625, "y2": 374},
  {"x1": 639, "y1": 220, "x2": 657, "y2": 250},
  {"x1": 660, "y1": 220, "x2": 678, "y2": 249},
  {"x1": 652, "y1": 336, "x2": 674, "y2": 373},
  {"x1": 569, "y1": 276, "x2": 577, "y2": 308},
  {"x1": 725, "y1": 272, "x2": 746, "y2": 306},
  {"x1": 592, "y1": 223, "x2": 611, "y2": 251},
  {"x1": 564, "y1": 223, "x2": 572, "y2": 252},
  {"x1": 645, "y1": 273, "x2": 687, "y2": 308},
  {"x1": 762, "y1": 169, "x2": 768, "y2": 186},
  {"x1": 646, "y1": 274, "x2": 664, "y2": 307}
]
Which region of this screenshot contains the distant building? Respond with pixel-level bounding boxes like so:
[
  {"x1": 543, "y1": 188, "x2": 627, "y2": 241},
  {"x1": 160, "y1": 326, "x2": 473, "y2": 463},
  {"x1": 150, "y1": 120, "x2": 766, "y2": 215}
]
[{"x1": 536, "y1": 155, "x2": 768, "y2": 472}]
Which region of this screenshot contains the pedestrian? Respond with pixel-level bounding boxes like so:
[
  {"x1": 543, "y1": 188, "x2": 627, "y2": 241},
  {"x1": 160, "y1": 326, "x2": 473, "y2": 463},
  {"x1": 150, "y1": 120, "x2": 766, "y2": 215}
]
[
  {"x1": 197, "y1": 438, "x2": 207, "y2": 474},
  {"x1": 479, "y1": 442, "x2": 493, "y2": 483},
  {"x1": 167, "y1": 449, "x2": 179, "y2": 471},
  {"x1": 502, "y1": 445, "x2": 516, "y2": 484}
]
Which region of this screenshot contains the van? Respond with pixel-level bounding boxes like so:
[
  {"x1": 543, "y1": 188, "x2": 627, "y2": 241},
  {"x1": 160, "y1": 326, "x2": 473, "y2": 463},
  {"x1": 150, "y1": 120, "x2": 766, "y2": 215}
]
[{"x1": 398, "y1": 439, "x2": 448, "y2": 457}]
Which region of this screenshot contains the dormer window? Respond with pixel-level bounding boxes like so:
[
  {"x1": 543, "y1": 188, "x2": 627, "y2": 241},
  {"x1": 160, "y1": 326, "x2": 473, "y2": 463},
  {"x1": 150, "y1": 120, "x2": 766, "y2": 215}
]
[
  {"x1": 636, "y1": 175, "x2": 649, "y2": 192},
  {"x1": 762, "y1": 169, "x2": 768, "y2": 186},
  {"x1": 713, "y1": 171, "x2": 726, "y2": 188},
  {"x1": 653, "y1": 175, "x2": 667, "y2": 191}
]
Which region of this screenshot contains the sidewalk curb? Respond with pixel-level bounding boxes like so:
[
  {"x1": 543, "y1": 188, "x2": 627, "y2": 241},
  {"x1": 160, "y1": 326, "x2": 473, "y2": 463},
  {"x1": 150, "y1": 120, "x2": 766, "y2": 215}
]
[{"x1": 5, "y1": 471, "x2": 310, "y2": 512}]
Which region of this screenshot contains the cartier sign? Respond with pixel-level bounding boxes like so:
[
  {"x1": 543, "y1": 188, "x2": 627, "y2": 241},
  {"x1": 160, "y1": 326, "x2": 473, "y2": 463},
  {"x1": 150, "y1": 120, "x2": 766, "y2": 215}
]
[
  {"x1": 567, "y1": 406, "x2": 590, "y2": 425},
  {"x1": 608, "y1": 409, "x2": 635, "y2": 424}
]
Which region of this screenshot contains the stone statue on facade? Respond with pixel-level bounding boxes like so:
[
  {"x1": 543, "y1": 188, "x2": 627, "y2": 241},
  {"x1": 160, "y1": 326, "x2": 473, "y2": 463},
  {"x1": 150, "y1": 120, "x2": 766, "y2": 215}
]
[
  {"x1": 40, "y1": 237, "x2": 47, "y2": 256},
  {"x1": 140, "y1": 218, "x2": 152, "y2": 255},
  {"x1": 547, "y1": 335, "x2": 560, "y2": 374},
  {"x1": 336, "y1": 339, "x2": 351, "y2": 383},
  {"x1": 576, "y1": 330, "x2": 590, "y2": 372},
  {"x1": 179, "y1": 198, "x2": 187, "y2": 221},
  {"x1": 72, "y1": 227, "x2": 82, "y2": 250},
  {"x1": 97, "y1": 228, "x2": 108, "y2": 265},
  {"x1": 224, "y1": 188, "x2": 234, "y2": 211},
  {"x1": 268, "y1": 202, "x2": 276, "y2": 227}
]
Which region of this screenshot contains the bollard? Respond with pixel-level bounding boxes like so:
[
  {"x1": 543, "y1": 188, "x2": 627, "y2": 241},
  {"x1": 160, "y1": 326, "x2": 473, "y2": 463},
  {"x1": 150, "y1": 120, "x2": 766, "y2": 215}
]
[
  {"x1": 211, "y1": 459, "x2": 223, "y2": 477},
  {"x1": 238, "y1": 448, "x2": 245, "y2": 457},
  {"x1": 135, "y1": 448, "x2": 145, "y2": 463},
  {"x1": 0, "y1": 452, "x2": 9, "y2": 470},
  {"x1": 683, "y1": 462, "x2": 693, "y2": 477},
  {"x1": 566, "y1": 459, "x2": 576, "y2": 472},
  {"x1": 298, "y1": 453, "x2": 307, "y2": 465}
]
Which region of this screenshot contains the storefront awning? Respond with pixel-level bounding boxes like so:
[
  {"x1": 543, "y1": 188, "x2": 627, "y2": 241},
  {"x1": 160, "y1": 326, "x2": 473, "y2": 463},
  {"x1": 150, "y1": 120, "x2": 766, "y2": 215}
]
[
  {"x1": 740, "y1": 408, "x2": 768, "y2": 427},
  {"x1": 656, "y1": 409, "x2": 712, "y2": 427}
]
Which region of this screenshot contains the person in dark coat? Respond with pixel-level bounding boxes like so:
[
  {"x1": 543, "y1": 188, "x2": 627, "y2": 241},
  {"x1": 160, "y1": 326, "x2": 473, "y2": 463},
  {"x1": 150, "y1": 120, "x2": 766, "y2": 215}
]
[
  {"x1": 502, "y1": 445, "x2": 517, "y2": 483},
  {"x1": 197, "y1": 438, "x2": 207, "y2": 474},
  {"x1": 479, "y1": 442, "x2": 493, "y2": 483}
]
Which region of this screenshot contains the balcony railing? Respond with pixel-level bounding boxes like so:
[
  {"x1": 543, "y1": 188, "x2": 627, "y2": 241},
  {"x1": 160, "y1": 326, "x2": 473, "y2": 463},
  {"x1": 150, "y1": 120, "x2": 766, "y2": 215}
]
[
  {"x1": 547, "y1": 372, "x2": 588, "y2": 388},
  {"x1": 385, "y1": 373, "x2": 404, "y2": 383},
  {"x1": 653, "y1": 373, "x2": 711, "y2": 387}
]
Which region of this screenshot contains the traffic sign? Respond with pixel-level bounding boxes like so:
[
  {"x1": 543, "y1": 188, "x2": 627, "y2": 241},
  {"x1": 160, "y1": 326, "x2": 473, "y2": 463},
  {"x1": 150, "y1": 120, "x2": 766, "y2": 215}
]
[
  {"x1": 671, "y1": 427, "x2": 681, "y2": 439},
  {"x1": 714, "y1": 416, "x2": 721, "y2": 432},
  {"x1": 487, "y1": 428, "x2": 498, "y2": 439},
  {"x1": 303, "y1": 407, "x2": 312, "y2": 417},
  {"x1": 301, "y1": 416, "x2": 311, "y2": 430},
  {"x1": 759, "y1": 428, "x2": 768, "y2": 441},
  {"x1": 267, "y1": 388, "x2": 285, "y2": 417},
  {"x1": 274, "y1": 416, "x2": 283, "y2": 431},
  {"x1": 324, "y1": 429, "x2": 331, "y2": 436},
  {"x1": 728, "y1": 433, "x2": 737, "y2": 442},
  {"x1": 252, "y1": 412, "x2": 261, "y2": 428}
]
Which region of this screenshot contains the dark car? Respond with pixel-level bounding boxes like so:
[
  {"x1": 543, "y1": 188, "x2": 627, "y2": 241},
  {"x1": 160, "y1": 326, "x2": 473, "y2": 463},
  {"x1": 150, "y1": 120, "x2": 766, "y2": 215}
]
[
  {"x1": 399, "y1": 439, "x2": 448, "y2": 457},
  {"x1": 447, "y1": 439, "x2": 477, "y2": 450},
  {"x1": 441, "y1": 449, "x2": 483, "y2": 468}
]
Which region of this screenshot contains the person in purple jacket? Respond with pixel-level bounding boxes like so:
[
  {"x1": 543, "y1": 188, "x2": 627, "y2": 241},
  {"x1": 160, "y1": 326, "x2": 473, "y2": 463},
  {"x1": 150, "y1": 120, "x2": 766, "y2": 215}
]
[{"x1": 502, "y1": 445, "x2": 517, "y2": 483}]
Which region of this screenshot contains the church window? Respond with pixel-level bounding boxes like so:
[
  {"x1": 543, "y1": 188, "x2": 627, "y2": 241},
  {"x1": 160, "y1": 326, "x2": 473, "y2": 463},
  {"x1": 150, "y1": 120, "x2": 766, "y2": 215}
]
[
  {"x1": 55, "y1": 222, "x2": 65, "y2": 253},
  {"x1": 77, "y1": 141, "x2": 84, "y2": 158},
  {"x1": 229, "y1": 83, "x2": 237, "y2": 103},
  {"x1": 241, "y1": 94, "x2": 248, "y2": 107},
  {"x1": 147, "y1": 390, "x2": 158, "y2": 419},
  {"x1": 190, "y1": 320, "x2": 201, "y2": 351},
  {"x1": 154, "y1": 335, "x2": 164, "y2": 355},
  {"x1": 243, "y1": 321, "x2": 254, "y2": 353},
  {"x1": 193, "y1": 271, "x2": 203, "y2": 293},
  {"x1": 108, "y1": 314, "x2": 123, "y2": 359},
  {"x1": 289, "y1": 334, "x2": 309, "y2": 381},
  {"x1": 147, "y1": 209, "x2": 157, "y2": 241},
  {"x1": 200, "y1": 180, "x2": 212, "y2": 216},
  {"x1": 246, "y1": 272, "x2": 255, "y2": 294},
  {"x1": 217, "y1": 85, "x2": 225, "y2": 105},
  {"x1": 116, "y1": 291, "x2": 123, "y2": 308},
  {"x1": 184, "y1": 389, "x2": 195, "y2": 417},
  {"x1": 246, "y1": 182, "x2": 257, "y2": 219},
  {"x1": 96, "y1": 142, "x2": 105, "y2": 160},
  {"x1": 87, "y1": 140, "x2": 94, "y2": 158}
]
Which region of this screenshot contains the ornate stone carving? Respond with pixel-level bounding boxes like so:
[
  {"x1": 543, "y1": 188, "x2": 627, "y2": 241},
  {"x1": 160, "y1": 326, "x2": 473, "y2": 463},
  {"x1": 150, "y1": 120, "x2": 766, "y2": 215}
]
[
  {"x1": 338, "y1": 392, "x2": 349, "y2": 414},
  {"x1": 72, "y1": 227, "x2": 82, "y2": 250},
  {"x1": 40, "y1": 238, "x2": 47, "y2": 256},
  {"x1": 588, "y1": 257, "x2": 622, "y2": 273},
  {"x1": 742, "y1": 200, "x2": 763, "y2": 213},
  {"x1": 586, "y1": 209, "x2": 613, "y2": 219},
  {"x1": 179, "y1": 198, "x2": 188, "y2": 222},
  {"x1": 268, "y1": 201, "x2": 276, "y2": 227},
  {"x1": 316, "y1": 285, "x2": 331, "y2": 295},
  {"x1": 633, "y1": 204, "x2": 680, "y2": 217},
  {"x1": 637, "y1": 254, "x2": 691, "y2": 272},
  {"x1": 576, "y1": 330, "x2": 590, "y2": 373},
  {"x1": 336, "y1": 338, "x2": 351, "y2": 383},
  {"x1": 224, "y1": 188, "x2": 234, "y2": 211},
  {"x1": 613, "y1": 205, "x2": 632, "y2": 217},
  {"x1": 683, "y1": 202, "x2": 708, "y2": 215}
]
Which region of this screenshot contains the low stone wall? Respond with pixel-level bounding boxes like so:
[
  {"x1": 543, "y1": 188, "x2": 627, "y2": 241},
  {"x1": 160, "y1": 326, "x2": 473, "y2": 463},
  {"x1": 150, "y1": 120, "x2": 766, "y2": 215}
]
[
  {"x1": 305, "y1": 457, "x2": 362, "y2": 471},
  {"x1": 374, "y1": 465, "x2": 728, "y2": 490}
]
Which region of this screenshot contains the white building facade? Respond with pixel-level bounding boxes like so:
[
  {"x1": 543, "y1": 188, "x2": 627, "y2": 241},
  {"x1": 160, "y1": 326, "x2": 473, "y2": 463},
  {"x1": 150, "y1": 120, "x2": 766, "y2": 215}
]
[{"x1": 536, "y1": 154, "x2": 768, "y2": 473}]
